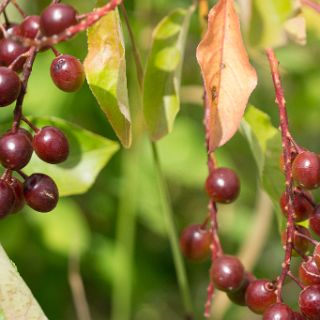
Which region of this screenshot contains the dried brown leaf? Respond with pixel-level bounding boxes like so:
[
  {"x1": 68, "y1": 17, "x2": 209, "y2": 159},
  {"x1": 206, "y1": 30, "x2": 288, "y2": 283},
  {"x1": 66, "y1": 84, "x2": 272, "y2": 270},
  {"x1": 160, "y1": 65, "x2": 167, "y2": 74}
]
[{"x1": 196, "y1": 0, "x2": 257, "y2": 152}]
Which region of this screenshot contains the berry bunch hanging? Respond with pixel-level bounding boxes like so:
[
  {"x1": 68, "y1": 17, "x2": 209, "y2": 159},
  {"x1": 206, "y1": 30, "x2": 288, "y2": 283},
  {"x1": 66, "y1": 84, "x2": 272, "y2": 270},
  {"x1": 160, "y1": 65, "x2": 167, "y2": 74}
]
[{"x1": 0, "y1": 0, "x2": 120, "y2": 218}]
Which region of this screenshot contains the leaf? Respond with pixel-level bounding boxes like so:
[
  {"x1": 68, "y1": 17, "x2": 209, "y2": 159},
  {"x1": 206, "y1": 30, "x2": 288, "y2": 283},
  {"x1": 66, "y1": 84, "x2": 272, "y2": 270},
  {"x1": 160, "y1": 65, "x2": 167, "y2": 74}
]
[
  {"x1": 240, "y1": 106, "x2": 285, "y2": 229},
  {"x1": 26, "y1": 199, "x2": 90, "y2": 256},
  {"x1": 24, "y1": 117, "x2": 119, "y2": 196},
  {"x1": 143, "y1": 5, "x2": 195, "y2": 141},
  {"x1": 84, "y1": 8, "x2": 132, "y2": 148},
  {"x1": 196, "y1": 0, "x2": 258, "y2": 152},
  {"x1": 0, "y1": 245, "x2": 47, "y2": 319}
]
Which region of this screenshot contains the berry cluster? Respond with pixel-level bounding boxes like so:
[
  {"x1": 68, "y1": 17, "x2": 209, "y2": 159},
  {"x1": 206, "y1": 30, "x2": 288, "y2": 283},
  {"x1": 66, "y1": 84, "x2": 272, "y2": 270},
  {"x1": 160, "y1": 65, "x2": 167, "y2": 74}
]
[{"x1": 0, "y1": 2, "x2": 86, "y2": 218}]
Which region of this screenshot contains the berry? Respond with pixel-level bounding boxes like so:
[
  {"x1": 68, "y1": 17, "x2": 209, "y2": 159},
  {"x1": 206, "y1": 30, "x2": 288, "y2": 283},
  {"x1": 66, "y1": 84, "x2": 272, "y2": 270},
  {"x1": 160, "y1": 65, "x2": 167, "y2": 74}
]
[
  {"x1": 280, "y1": 189, "x2": 314, "y2": 222},
  {"x1": 292, "y1": 313, "x2": 304, "y2": 320},
  {"x1": 0, "y1": 180, "x2": 15, "y2": 218},
  {"x1": 281, "y1": 225, "x2": 311, "y2": 257},
  {"x1": 263, "y1": 303, "x2": 294, "y2": 320},
  {"x1": 313, "y1": 243, "x2": 320, "y2": 270},
  {"x1": 227, "y1": 272, "x2": 255, "y2": 306},
  {"x1": 50, "y1": 54, "x2": 85, "y2": 92},
  {"x1": 179, "y1": 224, "x2": 211, "y2": 261},
  {"x1": 205, "y1": 168, "x2": 240, "y2": 203},
  {"x1": 23, "y1": 173, "x2": 59, "y2": 212},
  {"x1": 0, "y1": 130, "x2": 33, "y2": 170},
  {"x1": 20, "y1": 16, "x2": 40, "y2": 39},
  {"x1": 245, "y1": 279, "x2": 277, "y2": 314},
  {"x1": 0, "y1": 67, "x2": 21, "y2": 107},
  {"x1": 299, "y1": 257, "x2": 320, "y2": 286},
  {"x1": 6, "y1": 23, "x2": 21, "y2": 37},
  {"x1": 211, "y1": 255, "x2": 245, "y2": 292},
  {"x1": 310, "y1": 205, "x2": 320, "y2": 237},
  {"x1": 8, "y1": 177, "x2": 25, "y2": 213},
  {"x1": 33, "y1": 126, "x2": 69, "y2": 164},
  {"x1": 0, "y1": 39, "x2": 28, "y2": 72},
  {"x1": 292, "y1": 151, "x2": 320, "y2": 189},
  {"x1": 299, "y1": 284, "x2": 320, "y2": 320},
  {"x1": 40, "y1": 4, "x2": 77, "y2": 36}
]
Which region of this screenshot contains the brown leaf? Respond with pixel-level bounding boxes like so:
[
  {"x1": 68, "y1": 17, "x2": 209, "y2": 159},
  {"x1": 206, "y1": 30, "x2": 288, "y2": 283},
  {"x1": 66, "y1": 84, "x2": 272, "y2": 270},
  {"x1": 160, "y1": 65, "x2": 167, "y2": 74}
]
[{"x1": 196, "y1": 0, "x2": 257, "y2": 152}]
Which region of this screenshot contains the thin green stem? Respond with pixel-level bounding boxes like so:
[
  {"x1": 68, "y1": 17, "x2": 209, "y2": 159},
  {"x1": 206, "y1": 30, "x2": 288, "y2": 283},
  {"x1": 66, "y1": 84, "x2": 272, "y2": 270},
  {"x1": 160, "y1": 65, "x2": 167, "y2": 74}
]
[{"x1": 151, "y1": 143, "x2": 193, "y2": 317}]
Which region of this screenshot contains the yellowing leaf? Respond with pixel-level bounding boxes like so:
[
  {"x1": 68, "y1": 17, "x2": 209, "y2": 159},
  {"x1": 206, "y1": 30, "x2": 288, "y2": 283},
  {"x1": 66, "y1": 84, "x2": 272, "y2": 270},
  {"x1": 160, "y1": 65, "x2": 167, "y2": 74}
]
[
  {"x1": 84, "y1": 8, "x2": 132, "y2": 148},
  {"x1": 196, "y1": 0, "x2": 257, "y2": 152}
]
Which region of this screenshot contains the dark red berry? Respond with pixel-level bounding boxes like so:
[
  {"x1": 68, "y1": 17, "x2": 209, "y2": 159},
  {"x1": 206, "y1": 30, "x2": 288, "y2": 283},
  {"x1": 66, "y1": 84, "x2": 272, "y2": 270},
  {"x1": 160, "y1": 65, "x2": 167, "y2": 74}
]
[
  {"x1": 313, "y1": 243, "x2": 320, "y2": 271},
  {"x1": 6, "y1": 23, "x2": 21, "y2": 37},
  {"x1": 0, "y1": 39, "x2": 28, "y2": 72},
  {"x1": 292, "y1": 312, "x2": 304, "y2": 320},
  {"x1": 23, "y1": 173, "x2": 59, "y2": 212},
  {"x1": 299, "y1": 284, "x2": 320, "y2": 319},
  {"x1": 299, "y1": 257, "x2": 320, "y2": 286},
  {"x1": 211, "y1": 255, "x2": 245, "y2": 292},
  {"x1": 292, "y1": 151, "x2": 320, "y2": 189},
  {"x1": 40, "y1": 4, "x2": 77, "y2": 36},
  {"x1": 263, "y1": 303, "x2": 294, "y2": 320},
  {"x1": 50, "y1": 54, "x2": 84, "y2": 92},
  {"x1": 227, "y1": 272, "x2": 255, "y2": 306},
  {"x1": 245, "y1": 279, "x2": 277, "y2": 314},
  {"x1": 20, "y1": 16, "x2": 40, "y2": 39},
  {"x1": 0, "y1": 67, "x2": 21, "y2": 107},
  {"x1": 281, "y1": 225, "x2": 311, "y2": 257},
  {"x1": 8, "y1": 177, "x2": 25, "y2": 213},
  {"x1": 280, "y1": 189, "x2": 314, "y2": 222},
  {"x1": 0, "y1": 131, "x2": 33, "y2": 170},
  {"x1": 310, "y1": 205, "x2": 320, "y2": 237},
  {"x1": 0, "y1": 180, "x2": 15, "y2": 218},
  {"x1": 17, "y1": 128, "x2": 33, "y2": 142},
  {"x1": 205, "y1": 168, "x2": 240, "y2": 203},
  {"x1": 180, "y1": 224, "x2": 211, "y2": 261},
  {"x1": 33, "y1": 126, "x2": 69, "y2": 164}
]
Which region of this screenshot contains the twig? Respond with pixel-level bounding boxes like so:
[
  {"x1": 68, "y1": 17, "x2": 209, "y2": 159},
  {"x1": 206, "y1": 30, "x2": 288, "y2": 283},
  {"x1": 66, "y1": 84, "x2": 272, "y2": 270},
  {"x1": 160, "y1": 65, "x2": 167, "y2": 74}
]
[
  {"x1": 266, "y1": 48, "x2": 295, "y2": 303},
  {"x1": 68, "y1": 253, "x2": 92, "y2": 320}
]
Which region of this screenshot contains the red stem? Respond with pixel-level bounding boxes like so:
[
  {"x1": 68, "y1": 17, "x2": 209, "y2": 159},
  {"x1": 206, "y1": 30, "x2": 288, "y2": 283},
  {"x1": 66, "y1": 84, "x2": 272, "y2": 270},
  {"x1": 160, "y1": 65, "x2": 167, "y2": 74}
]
[
  {"x1": 0, "y1": 0, "x2": 11, "y2": 15},
  {"x1": 266, "y1": 48, "x2": 295, "y2": 303},
  {"x1": 301, "y1": 0, "x2": 320, "y2": 13}
]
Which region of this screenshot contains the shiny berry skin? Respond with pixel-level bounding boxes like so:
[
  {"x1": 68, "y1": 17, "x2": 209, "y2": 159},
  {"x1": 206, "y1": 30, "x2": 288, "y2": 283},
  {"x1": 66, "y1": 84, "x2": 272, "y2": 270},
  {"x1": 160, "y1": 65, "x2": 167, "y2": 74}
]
[
  {"x1": 310, "y1": 205, "x2": 320, "y2": 237},
  {"x1": 299, "y1": 257, "x2": 320, "y2": 286},
  {"x1": 227, "y1": 272, "x2": 255, "y2": 306},
  {"x1": 50, "y1": 54, "x2": 84, "y2": 92},
  {"x1": 245, "y1": 279, "x2": 277, "y2": 314},
  {"x1": 211, "y1": 255, "x2": 245, "y2": 292},
  {"x1": 20, "y1": 16, "x2": 40, "y2": 39},
  {"x1": 313, "y1": 243, "x2": 320, "y2": 270},
  {"x1": 0, "y1": 67, "x2": 21, "y2": 107},
  {"x1": 0, "y1": 131, "x2": 33, "y2": 170},
  {"x1": 40, "y1": 4, "x2": 77, "y2": 36},
  {"x1": 0, "y1": 39, "x2": 28, "y2": 72},
  {"x1": 33, "y1": 126, "x2": 69, "y2": 164},
  {"x1": 280, "y1": 189, "x2": 314, "y2": 222},
  {"x1": 23, "y1": 173, "x2": 59, "y2": 212},
  {"x1": 179, "y1": 224, "x2": 211, "y2": 261},
  {"x1": 263, "y1": 303, "x2": 294, "y2": 320},
  {"x1": 206, "y1": 168, "x2": 240, "y2": 203},
  {"x1": 299, "y1": 285, "x2": 320, "y2": 319},
  {"x1": 281, "y1": 225, "x2": 311, "y2": 257},
  {"x1": 292, "y1": 151, "x2": 320, "y2": 189},
  {"x1": 0, "y1": 180, "x2": 15, "y2": 218},
  {"x1": 8, "y1": 177, "x2": 25, "y2": 213}
]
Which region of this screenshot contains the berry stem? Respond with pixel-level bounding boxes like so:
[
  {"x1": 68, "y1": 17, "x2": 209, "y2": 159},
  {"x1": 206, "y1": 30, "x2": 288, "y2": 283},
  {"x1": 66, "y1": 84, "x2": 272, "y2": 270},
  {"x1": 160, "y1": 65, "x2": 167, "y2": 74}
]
[
  {"x1": 21, "y1": 116, "x2": 39, "y2": 133},
  {"x1": 11, "y1": 0, "x2": 26, "y2": 18},
  {"x1": 295, "y1": 231, "x2": 319, "y2": 246},
  {"x1": 301, "y1": 0, "x2": 320, "y2": 13},
  {"x1": 16, "y1": 170, "x2": 28, "y2": 180},
  {"x1": 287, "y1": 271, "x2": 305, "y2": 289},
  {"x1": 0, "y1": 0, "x2": 11, "y2": 16},
  {"x1": 12, "y1": 46, "x2": 37, "y2": 131},
  {"x1": 266, "y1": 48, "x2": 295, "y2": 303}
]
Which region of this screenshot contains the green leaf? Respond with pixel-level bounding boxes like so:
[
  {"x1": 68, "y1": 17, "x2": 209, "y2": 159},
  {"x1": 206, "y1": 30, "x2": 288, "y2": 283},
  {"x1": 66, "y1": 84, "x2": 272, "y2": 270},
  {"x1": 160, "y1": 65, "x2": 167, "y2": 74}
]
[
  {"x1": 84, "y1": 8, "x2": 132, "y2": 148},
  {"x1": 240, "y1": 106, "x2": 285, "y2": 229},
  {"x1": 143, "y1": 5, "x2": 195, "y2": 141},
  {"x1": 26, "y1": 199, "x2": 90, "y2": 256},
  {"x1": 24, "y1": 117, "x2": 119, "y2": 196},
  {"x1": 0, "y1": 245, "x2": 47, "y2": 319}
]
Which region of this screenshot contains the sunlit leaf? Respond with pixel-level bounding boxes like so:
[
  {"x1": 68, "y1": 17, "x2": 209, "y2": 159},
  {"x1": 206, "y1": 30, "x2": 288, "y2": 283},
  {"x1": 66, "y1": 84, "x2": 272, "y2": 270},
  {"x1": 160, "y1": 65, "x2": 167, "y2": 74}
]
[
  {"x1": 24, "y1": 117, "x2": 119, "y2": 196},
  {"x1": 143, "y1": 5, "x2": 195, "y2": 141},
  {"x1": 0, "y1": 245, "x2": 47, "y2": 319},
  {"x1": 84, "y1": 7, "x2": 132, "y2": 148},
  {"x1": 197, "y1": 0, "x2": 257, "y2": 152}
]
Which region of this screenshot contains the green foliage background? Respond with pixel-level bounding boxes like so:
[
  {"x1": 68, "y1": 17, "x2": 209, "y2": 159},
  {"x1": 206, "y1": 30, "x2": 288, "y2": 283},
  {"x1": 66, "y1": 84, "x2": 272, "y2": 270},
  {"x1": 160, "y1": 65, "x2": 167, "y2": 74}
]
[{"x1": 1, "y1": 0, "x2": 320, "y2": 319}]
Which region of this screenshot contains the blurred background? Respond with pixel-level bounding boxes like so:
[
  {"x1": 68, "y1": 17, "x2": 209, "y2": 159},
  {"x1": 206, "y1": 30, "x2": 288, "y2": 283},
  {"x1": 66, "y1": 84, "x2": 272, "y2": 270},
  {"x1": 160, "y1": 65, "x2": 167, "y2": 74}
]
[{"x1": 1, "y1": 0, "x2": 320, "y2": 319}]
